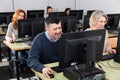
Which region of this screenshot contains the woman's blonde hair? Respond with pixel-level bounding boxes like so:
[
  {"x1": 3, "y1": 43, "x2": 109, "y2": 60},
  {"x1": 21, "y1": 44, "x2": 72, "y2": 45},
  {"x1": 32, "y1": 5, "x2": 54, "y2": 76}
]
[
  {"x1": 89, "y1": 10, "x2": 108, "y2": 27},
  {"x1": 12, "y1": 9, "x2": 26, "y2": 29}
]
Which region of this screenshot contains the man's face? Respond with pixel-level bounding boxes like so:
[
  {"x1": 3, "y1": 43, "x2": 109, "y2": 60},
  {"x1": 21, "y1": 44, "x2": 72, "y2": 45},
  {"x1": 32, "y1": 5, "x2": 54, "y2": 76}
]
[
  {"x1": 46, "y1": 22, "x2": 62, "y2": 41},
  {"x1": 95, "y1": 16, "x2": 107, "y2": 29}
]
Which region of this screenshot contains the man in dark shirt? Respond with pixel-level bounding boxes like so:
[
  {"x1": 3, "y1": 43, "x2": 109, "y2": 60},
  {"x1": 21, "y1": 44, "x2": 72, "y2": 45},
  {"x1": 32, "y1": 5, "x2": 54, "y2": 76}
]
[{"x1": 27, "y1": 16, "x2": 62, "y2": 78}]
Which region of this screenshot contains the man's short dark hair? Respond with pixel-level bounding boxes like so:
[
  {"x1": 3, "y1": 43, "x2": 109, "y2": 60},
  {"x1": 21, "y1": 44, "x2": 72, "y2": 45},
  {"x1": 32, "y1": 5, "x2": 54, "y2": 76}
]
[{"x1": 45, "y1": 16, "x2": 61, "y2": 26}]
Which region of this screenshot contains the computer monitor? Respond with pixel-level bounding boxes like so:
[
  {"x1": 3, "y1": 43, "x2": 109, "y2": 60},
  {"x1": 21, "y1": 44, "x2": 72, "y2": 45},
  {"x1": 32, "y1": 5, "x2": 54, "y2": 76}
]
[
  {"x1": 27, "y1": 10, "x2": 44, "y2": 18},
  {"x1": 114, "y1": 28, "x2": 120, "y2": 63},
  {"x1": 64, "y1": 37, "x2": 98, "y2": 71},
  {"x1": 71, "y1": 10, "x2": 84, "y2": 20},
  {"x1": 31, "y1": 18, "x2": 45, "y2": 39},
  {"x1": 86, "y1": 10, "x2": 95, "y2": 16},
  {"x1": 49, "y1": 12, "x2": 66, "y2": 17},
  {"x1": 18, "y1": 18, "x2": 43, "y2": 39},
  {"x1": 59, "y1": 16, "x2": 77, "y2": 33},
  {"x1": 0, "y1": 16, "x2": 7, "y2": 25},
  {"x1": 83, "y1": 15, "x2": 90, "y2": 30},
  {"x1": 0, "y1": 12, "x2": 14, "y2": 25},
  {"x1": 58, "y1": 29, "x2": 106, "y2": 70},
  {"x1": 105, "y1": 14, "x2": 120, "y2": 30}
]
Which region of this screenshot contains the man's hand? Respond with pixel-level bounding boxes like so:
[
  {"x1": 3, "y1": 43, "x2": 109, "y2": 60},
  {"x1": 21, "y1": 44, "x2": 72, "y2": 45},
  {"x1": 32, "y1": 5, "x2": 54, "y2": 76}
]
[{"x1": 42, "y1": 67, "x2": 54, "y2": 78}]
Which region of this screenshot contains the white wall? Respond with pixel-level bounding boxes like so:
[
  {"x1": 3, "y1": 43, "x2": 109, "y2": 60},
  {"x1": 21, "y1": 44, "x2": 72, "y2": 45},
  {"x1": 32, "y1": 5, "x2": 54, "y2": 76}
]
[
  {"x1": 76, "y1": 0, "x2": 120, "y2": 14},
  {"x1": 0, "y1": 0, "x2": 13, "y2": 12},
  {"x1": 49, "y1": 0, "x2": 75, "y2": 11},
  {"x1": 0, "y1": 0, "x2": 120, "y2": 14},
  {"x1": 14, "y1": 0, "x2": 48, "y2": 12}
]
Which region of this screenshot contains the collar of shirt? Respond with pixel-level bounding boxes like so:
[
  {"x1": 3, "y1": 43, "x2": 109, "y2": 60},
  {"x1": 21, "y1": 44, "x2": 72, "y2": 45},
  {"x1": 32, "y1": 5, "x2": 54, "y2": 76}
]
[{"x1": 45, "y1": 32, "x2": 59, "y2": 42}]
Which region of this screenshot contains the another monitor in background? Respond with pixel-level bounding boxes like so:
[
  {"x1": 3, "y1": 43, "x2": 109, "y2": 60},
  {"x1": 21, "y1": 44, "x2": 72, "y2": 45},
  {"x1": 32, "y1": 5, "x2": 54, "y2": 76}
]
[
  {"x1": 31, "y1": 18, "x2": 45, "y2": 39},
  {"x1": 18, "y1": 19, "x2": 32, "y2": 39},
  {"x1": 0, "y1": 16, "x2": 7, "y2": 25},
  {"x1": 58, "y1": 29, "x2": 106, "y2": 70},
  {"x1": 27, "y1": 10, "x2": 44, "y2": 18},
  {"x1": 18, "y1": 18, "x2": 42, "y2": 39},
  {"x1": 105, "y1": 14, "x2": 120, "y2": 30},
  {"x1": 49, "y1": 12, "x2": 66, "y2": 17},
  {"x1": 71, "y1": 10, "x2": 84, "y2": 23},
  {"x1": 114, "y1": 28, "x2": 120, "y2": 63},
  {"x1": 59, "y1": 16, "x2": 77, "y2": 33},
  {"x1": 86, "y1": 10, "x2": 95, "y2": 16},
  {"x1": 83, "y1": 15, "x2": 90, "y2": 30},
  {"x1": 0, "y1": 12, "x2": 14, "y2": 25}
]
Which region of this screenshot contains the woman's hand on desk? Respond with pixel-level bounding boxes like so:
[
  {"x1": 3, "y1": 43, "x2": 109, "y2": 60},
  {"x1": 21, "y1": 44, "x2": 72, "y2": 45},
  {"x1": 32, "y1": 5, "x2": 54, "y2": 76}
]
[
  {"x1": 107, "y1": 47, "x2": 116, "y2": 54},
  {"x1": 42, "y1": 67, "x2": 54, "y2": 79}
]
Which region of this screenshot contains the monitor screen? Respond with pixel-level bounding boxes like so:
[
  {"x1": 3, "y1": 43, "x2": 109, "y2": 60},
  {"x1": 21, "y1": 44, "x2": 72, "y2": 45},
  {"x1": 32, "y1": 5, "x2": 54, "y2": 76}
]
[
  {"x1": 71, "y1": 10, "x2": 84, "y2": 20},
  {"x1": 58, "y1": 29, "x2": 106, "y2": 69},
  {"x1": 31, "y1": 18, "x2": 45, "y2": 39},
  {"x1": 27, "y1": 10, "x2": 44, "y2": 18},
  {"x1": 0, "y1": 12, "x2": 14, "y2": 25},
  {"x1": 49, "y1": 12, "x2": 66, "y2": 17},
  {"x1": 114, "y1": 28, "x2": 120, "y2": 63},
  {"x1": 83, "y1": 15, "x2": 90, "y2": 30},
  {"x1": 18, "y1": 18, "x2": 43, "y2": 38},
  {"x1": 59, "y1": 16, "x2": 77, "y2": 33},
  {"x1": 87, "y1": 10, "x2": 95, "y2": 16},
  {"x1": 105, "y1": 14, "x2": 120, "y2": 30}
]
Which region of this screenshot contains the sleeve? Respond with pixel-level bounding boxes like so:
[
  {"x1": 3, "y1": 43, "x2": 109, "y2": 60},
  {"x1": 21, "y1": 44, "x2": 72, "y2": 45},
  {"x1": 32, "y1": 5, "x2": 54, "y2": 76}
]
[
  {"x1": 104, "y1": 30, "x2": 112, "y2": 52},
  {"x1": 27, "y1": 36, "x2": 45, "y2": 72},
  {"x1": 5, "y1": 23, "x2": 13, "y2": 41}
]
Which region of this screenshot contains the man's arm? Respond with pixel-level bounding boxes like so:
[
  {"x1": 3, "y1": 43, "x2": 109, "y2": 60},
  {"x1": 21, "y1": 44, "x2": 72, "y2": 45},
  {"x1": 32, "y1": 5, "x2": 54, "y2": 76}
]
[{"x1": 27, "y1": 37, "x2": 45, "y2": 72}]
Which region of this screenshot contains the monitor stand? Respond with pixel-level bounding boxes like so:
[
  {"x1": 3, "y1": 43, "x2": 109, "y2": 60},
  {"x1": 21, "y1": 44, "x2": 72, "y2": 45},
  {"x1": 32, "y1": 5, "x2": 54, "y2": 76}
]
[
  {"x1": 63, "y1": 64, "x2": 105, "y2": 80},
  {"x1": 63, "y1": 40, "x2": 105, "y2": 80}
]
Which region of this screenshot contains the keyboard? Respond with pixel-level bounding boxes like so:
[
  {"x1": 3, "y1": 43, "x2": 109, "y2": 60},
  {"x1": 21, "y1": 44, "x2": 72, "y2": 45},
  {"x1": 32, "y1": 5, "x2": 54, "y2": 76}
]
[
  {"x1": 14, "y1": 38, "x2": 23, "y2": 42},
  {"x1": 51, "y1": 66, "x2": 63, "y2": 73},
  {"x1": 108, "y1": 30, "x2": 118, "y2": 34},
  {"x1": 101, "y1": 53, "x2": 114, "y2": 61}
]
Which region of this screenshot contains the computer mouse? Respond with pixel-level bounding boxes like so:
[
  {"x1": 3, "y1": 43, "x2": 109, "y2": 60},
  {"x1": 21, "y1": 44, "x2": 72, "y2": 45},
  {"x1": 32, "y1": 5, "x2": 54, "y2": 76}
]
[
  {"x1": 48, "y1": 74, "x2": 54, "y2": 78},
  {"x1": 10, "y1": 40, "x2": 14, "y2": 43}
]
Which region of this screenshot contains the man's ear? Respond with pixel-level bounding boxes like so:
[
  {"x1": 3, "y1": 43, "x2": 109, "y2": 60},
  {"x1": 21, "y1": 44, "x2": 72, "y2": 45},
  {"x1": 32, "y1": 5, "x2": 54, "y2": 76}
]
[{"x1": 45, "y1": 27, "x2": 48, "y2": 31}]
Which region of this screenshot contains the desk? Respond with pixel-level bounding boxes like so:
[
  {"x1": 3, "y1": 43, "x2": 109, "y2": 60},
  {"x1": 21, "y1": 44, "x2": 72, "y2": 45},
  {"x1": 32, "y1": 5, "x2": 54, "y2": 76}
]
[
  {"x1": 108, "y1": 33, "x2": 118, "y2": 38},
  {"x1": 32, "y1": 62, "x2": 68, "y2": 80},
  {"x1": 3, "y1": 40, "x2": 30, "y2": 80},
  {"x1": 32, "y1": 60, "x2": 120, "y2": 80}
]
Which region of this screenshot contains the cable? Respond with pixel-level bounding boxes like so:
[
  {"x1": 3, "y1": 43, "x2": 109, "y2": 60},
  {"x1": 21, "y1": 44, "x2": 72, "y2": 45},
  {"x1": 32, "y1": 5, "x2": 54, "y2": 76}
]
[
  {"x1": 99, "y1": 61, "x2": 120, "y2": 70},
  {"x1": 96, "y1": 62, "x2": 104, "y2": 71}
]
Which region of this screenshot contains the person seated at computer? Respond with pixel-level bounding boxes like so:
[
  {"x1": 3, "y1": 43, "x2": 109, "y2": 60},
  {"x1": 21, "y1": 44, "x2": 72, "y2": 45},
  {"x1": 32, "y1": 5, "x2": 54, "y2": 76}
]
[
  {"x1": 44, "y1": 6, "x2": 53, "y2": 18},
  {"x1": 28, "y1": 16, "x2": 62, "y2": 79},
  {"x1": 85, "y1": 10, "x2": 116, "y2": 54},
  {"x1": 64, "y1": 8, "x2": 71, "y2": 16},
  {"x1": 5, "y1": 9, "x2": 28, "y2": 64}
]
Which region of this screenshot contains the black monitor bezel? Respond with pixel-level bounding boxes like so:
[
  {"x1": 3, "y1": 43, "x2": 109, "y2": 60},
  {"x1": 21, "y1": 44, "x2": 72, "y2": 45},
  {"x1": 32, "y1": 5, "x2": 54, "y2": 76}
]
[
  {"x1": 18, "y1": 18, "x2": 44, "y2": 38},
  {"x1": 59, "y1": 16, "x2": 77, "y2": 33},
  {"x1": 27, "y1": 10, "x2": 44, "y2": 18},
  {"x1": 31, "y1": 18, "x2": 45, "y2": 39},
  {"x1": 58, "y1": 29, "x2": 106, "y2": 69},
  {"x1": 71, "y1": 10, "x2": 84, "y2": 20},
  {"x1": 105, "y1": 14, "x2": 120, "y2": 30},
  {"x1": 0, "y1": 12, "x2": 14, "y2": 25},
  {"x1": 49, "y1": 12, "x2": 66, "y2": 17}
]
